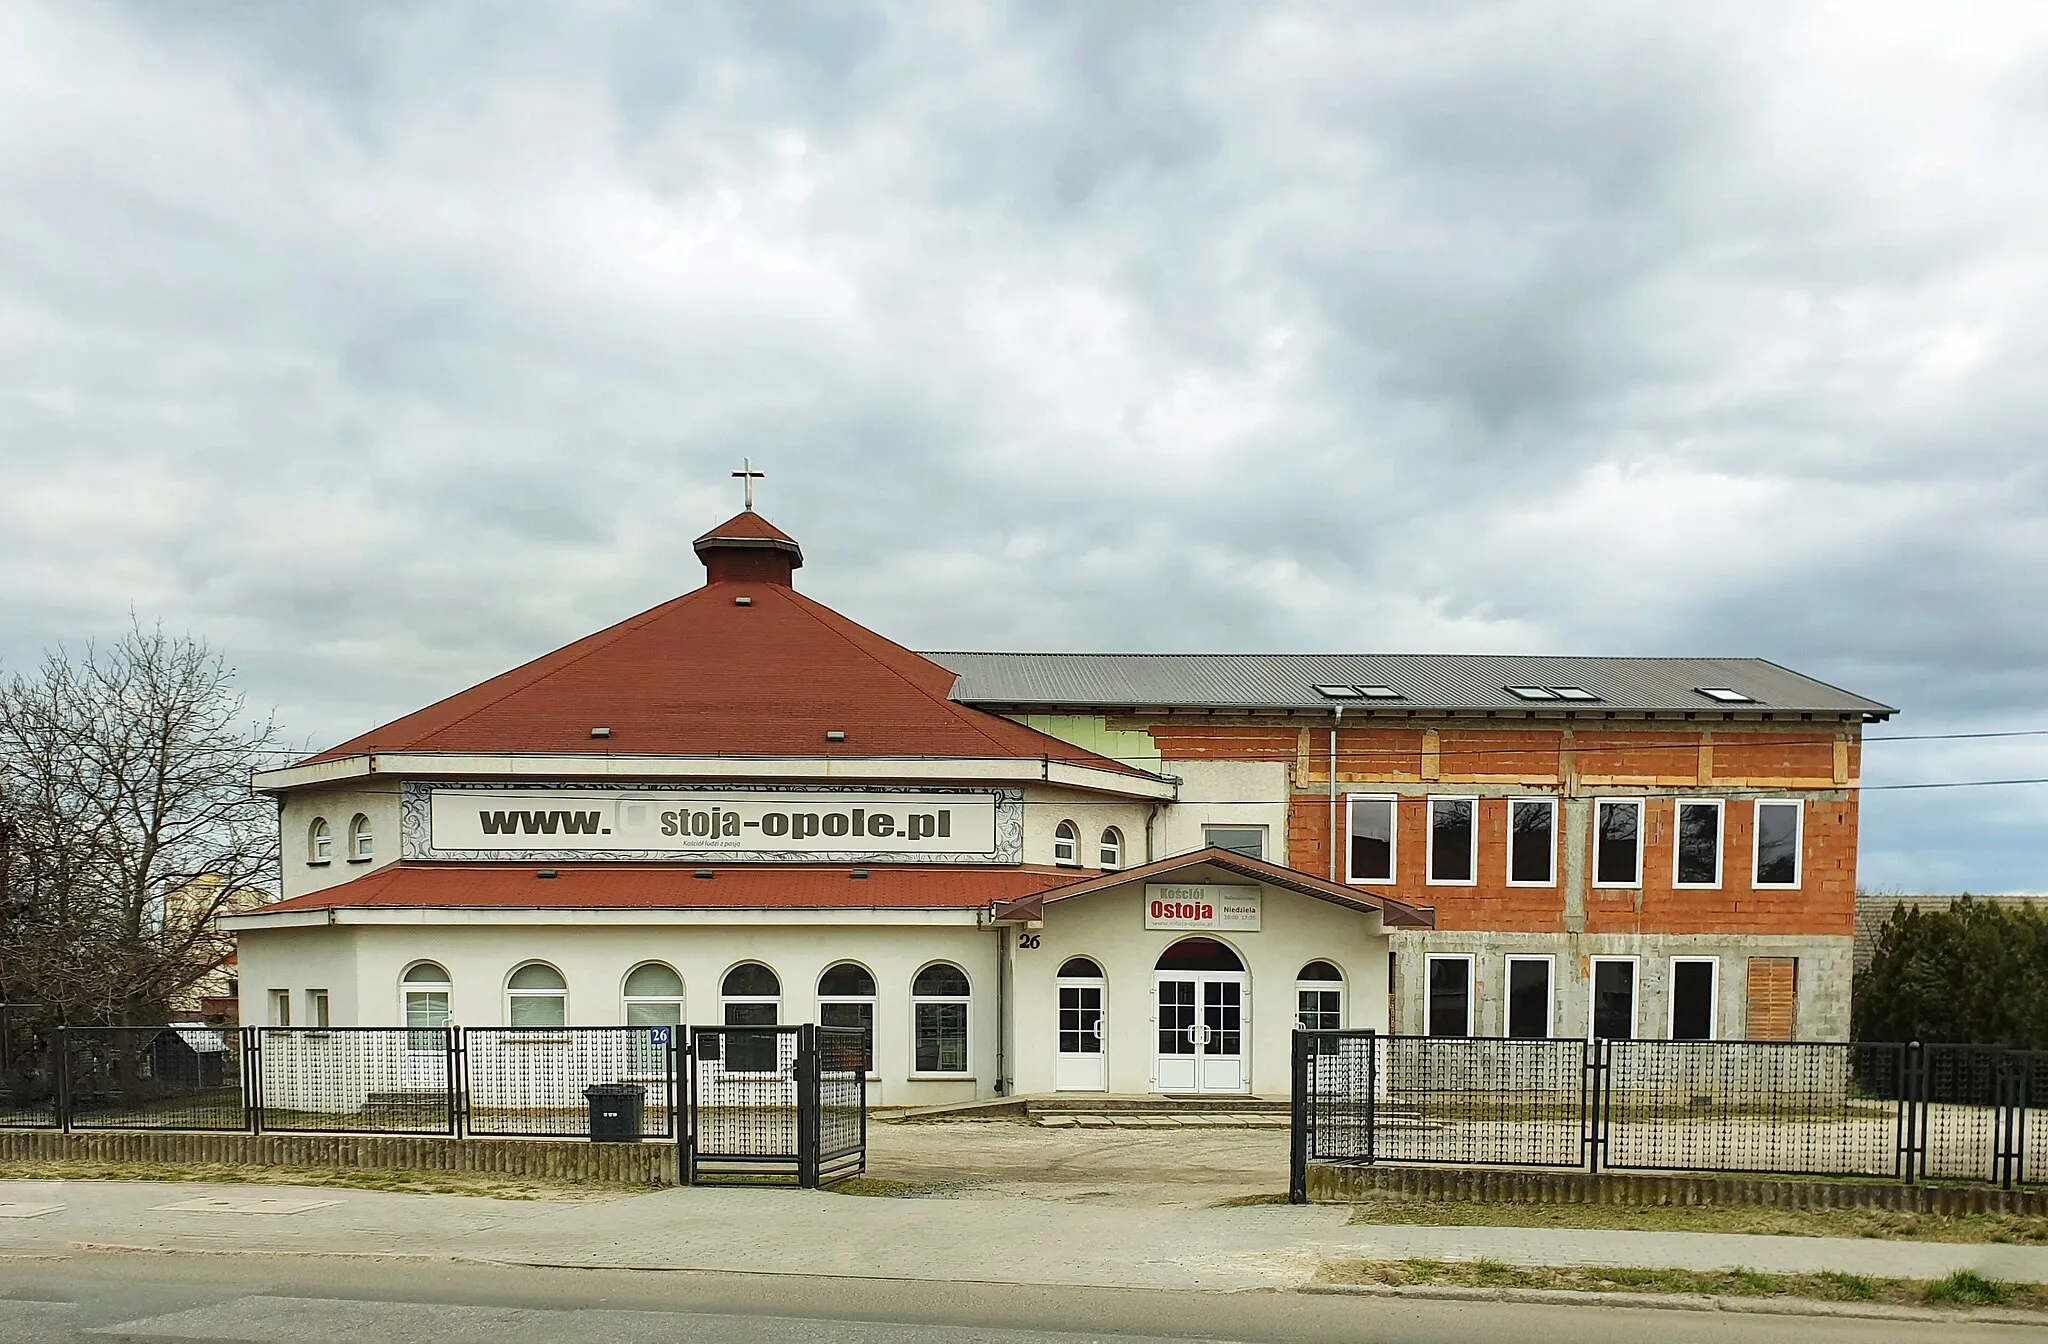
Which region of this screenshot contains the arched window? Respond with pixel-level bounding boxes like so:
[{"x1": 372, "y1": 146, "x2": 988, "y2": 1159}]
[
  {"x1": 623, "y1": 962, "x2": 684, "y2": 1075},
  {"x1": 1053, "y1": 820, "x2": 1079, "y2": 866},
  {"x1": 911, "y1": 962, "x2": 971, "y2": 1076},
  {"x1": 1297, "y1": 960, "x2": 1344, "y2": 1032},
  {"x1": 1098, "y1": 827, "x2": 1123, "y2": 870},
  {"x1": 719, "y1": 962, "x2": 781, "y2": 1071},
  {"x1": 309, "y1": 817, "x2": 332, "y2": 863},
  {"x1": 348, "y1": 814, "x2": 373, "y2": 861},
  {"x1": 506, "y1": 962, "x2": 568, "y2": 1028},
  {"x1": 401, "y1": 961, "x2": 450, "y2": 1050},
  {"x1": 1057, "y1": 957, "x2": 1103, "y2": 979},
  {"x1": 818, "y1": 962, "x2": 877, "y2": 1073}
]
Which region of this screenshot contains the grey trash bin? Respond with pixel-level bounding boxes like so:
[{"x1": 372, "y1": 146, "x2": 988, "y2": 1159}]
[{"x1": 584, "y1": 1084, "x2": 645, "y2": 1143}]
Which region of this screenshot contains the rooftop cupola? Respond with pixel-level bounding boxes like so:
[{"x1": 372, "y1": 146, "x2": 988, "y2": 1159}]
[{"x1": 693, "y1": 510, "x2": 804, "y2": 586}]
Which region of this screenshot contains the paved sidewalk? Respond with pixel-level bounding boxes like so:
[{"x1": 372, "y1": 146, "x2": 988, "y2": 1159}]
[{"x1": 7, "y1": 1178, "x2": 2048, "y2": 1292}]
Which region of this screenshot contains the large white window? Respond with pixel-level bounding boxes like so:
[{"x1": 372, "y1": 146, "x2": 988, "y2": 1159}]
[
  {"x1": 1593, "y1": 799, "x2": 1644, "y2": 887},
  {"x1": 718, "y1": 962, "x2": 782, "y2": 1072},
  {"x1": 402, "y1": 961, "x2": 451, "y2": 1051},
  {"x1": 1296, "y1": 961, "x2": 1344, "y2": 1031},
  {"x1": 1425, "y1": 954, "x2": 1474, "y2": 1037},
  {"x1": 1507, "y1": 798, "x2": 1557, "y2": 886},
  {"x1": 1669, "y1": 957, "x2": 1719, "y2": 1040},
  {"x1": 506, "y1": 962, "x2": 568, "y2": 1028},
  {"x1": 623, "y1": 962, "x2": 684, "y2": 1075},
  {"x1": 818, "y1": 962, "x2": 877, "y2": 1074},
  {"x1": 911, "y1": 962, "x2": 971, "y2": 1076},
  {"x1": 1053, "y1": 820, "x2": 1079, "y2": 866},
  {"x1": 308, "y1": 817, "x2": 332, "y2": 864},
  {"x1": 1346, "y1": 795, "x2": 1397, "y2": 884},
  {"x1": 1426, "y1": 798, "x2": 1477, "y2": 885},
  {"x1": 1098, "y1": 827, "x2": 1124, "y2": 870},
  {"x1": 1753, "y1": 800, "x2": 1804, "y2": 889},
  {"x1": 348, "y1": 814, "x2": 373, "y2": 862},
  {"x1": 1673, "y1": 799, "x2": 1724, "y2": 889},
  {"x1": 1505, "y1": 956, "x2": 1553, "y2": 1039},
  {"x1": 1590, "y1": 957, "x2": 1639, "y2": 1040}
]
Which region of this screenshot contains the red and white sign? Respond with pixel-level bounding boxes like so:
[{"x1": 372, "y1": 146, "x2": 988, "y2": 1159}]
[{"x1": 1144, "y1": 883, "x2": 1261, "y2": 932}]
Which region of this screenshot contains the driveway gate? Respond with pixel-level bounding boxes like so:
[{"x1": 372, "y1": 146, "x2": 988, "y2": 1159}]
[{"x1": 684, "y1": 1023, "x2": 866, "y2": 1187}]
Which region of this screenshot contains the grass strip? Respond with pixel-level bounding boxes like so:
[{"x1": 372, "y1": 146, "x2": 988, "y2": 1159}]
[
  {"x1": 1348, "y1": 1196, "x2": 2048, "y2": 1245},
  {"x1": 0, "y1": 1158, "x2": 637, "y2": 1202},
  {"x1": 1320, "y1": 1258, "x2": 2043, "y2": 1310}
]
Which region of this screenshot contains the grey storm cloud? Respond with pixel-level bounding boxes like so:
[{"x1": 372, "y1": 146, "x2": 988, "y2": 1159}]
[{"x1": 1, "y1": 1, "x2": 2045, "y2": 891}]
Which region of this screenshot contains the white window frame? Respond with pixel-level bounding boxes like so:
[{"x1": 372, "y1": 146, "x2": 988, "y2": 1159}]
[
  {"x1": 1591, "y1": 798, "x2": 1645, "y2": 889},
  {"x1": 1202, "y1": 824, "x2": 1268, "y2": 859},
  {"x1": 909, "y1": 961, "x2": 972, "y2": 1079},
  {"x1": 305, "y1": 989, "x2": 330, "y2": 1029},
  {"x1": 1588, "y1": 955, "x2": 1641, "y2": 1040},
  {"x1": 400, "y1": 962, "x2": 452, "y2": 1050},
  {"x1": 1425, "y1": 797, "x2": 1479, "y2": 886},
  {"x1": 1053, "y1": 820, "x2": 1079, "y2": 866},
  {"x1": 308, "y1": 817, "x2": 331, "y2": 865},
  {"x1": 1505, "y1": 797, "x2": 1558, "y2": 887},
  {"x1": 623, "y1": 962, "x2": 685, "y2": 1078},
  {"x1": 504, "y1": 961, "x2": 568, "y2": 1029},
  {"x1": 1098, "y1": 826, "x2": 1123, "y2": 870},
  {"x1": 1752, "y1": 799, "x2": 1805, "y2": 890},
  {"x1": 1503, "y1": 954, "x2": 1555, "y2": 1039},
  {"x1": 347, "y1": 814, "x2": 373, "y2": 863},
  {"x1": 716, "y1": 962, "x2": 783, "y2": 1077},
  {"x1": 1667, "y1": 956, "x2": 1720, "y2": 1040},
  {"x1": 817, "y1": 961, "x2": 879, "y2": 1080},
  {"x1": 1345, "y1": 794, "x2": 1399, "y2": 885},
  {"x1": 1424, "y1": 953, "x2": 1476, "y2": 1038},
  {"x1": 1295, "y1": 962, "x2": 1346, "y2": 1032},
  {"x1": 1671, "y1": 798, "x2": 1725, "y2": 890},
  {"x1": 268, "y1": 989, "x2": 291, "y2": 1027}
]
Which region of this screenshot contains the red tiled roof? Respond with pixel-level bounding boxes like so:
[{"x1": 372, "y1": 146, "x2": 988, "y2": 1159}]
[
  {"x1": 304, "y1": 515, "x2": 1145, "y2": 773},
  {"x1": 693, "y1": 510, "x2": 799, "y2": 549},
  {"x1": 254, "y1": 864, "x2": 1080, "y2": 914}
]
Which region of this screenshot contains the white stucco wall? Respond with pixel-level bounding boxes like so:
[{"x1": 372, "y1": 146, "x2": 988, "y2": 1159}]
[
  {"x1": 1156, "y1": 760, "x2": 1292, "y2": 866},
  {"x1": 279, "y1": 782, "x2": 403, "y2": 899},
  {"x1": 1006, "y1": 869, "x2": 1390, "y2": 1097}
]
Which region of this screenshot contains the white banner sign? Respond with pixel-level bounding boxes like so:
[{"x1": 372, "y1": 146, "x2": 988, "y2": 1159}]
[
  {"x1": 425, "y1": 788, "x2": 1003, "y2": 859},
  {"x1": 1144, "y1": 883, "x2": 1261, "y2": 932}
]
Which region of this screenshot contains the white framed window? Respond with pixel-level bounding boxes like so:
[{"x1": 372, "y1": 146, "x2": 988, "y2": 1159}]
[
  {"x1": 714, "y1": 962, "x2": 782, "y2": 1072},
  {"x1": 1426, "y1": 797, "x2": 1477, "y2": 885},
  {"x1": 1053, "y1": 820, "x2": 1079, "y2": 866},
  {"x1": 818, "y1": 961, "x2": 878, "y2": 1076},
  {"x1": 308, "y1": 817, "x2": 332, "y2": 864},
  {"x1": 505, "y1": 962, "x2": 567, "y2": 1028},
  {"x1": 1203, "y1": 825, "x2": 1267, "y2": 859},
  {"x1": 306, "y1": 989, "x2": 330, "y2": 1029},
  {"x1": 401, "y1": 961, "x2": 451, "y2": 1051},
  {"x1": 1506, "y1": 798, "x2": 1557, "y2": 886},
  {"x1": 348, "y1": 814, "x2": 373, "y2": 862},
  {"x1": 1098, "y1": 827, "x2": 1123, "y2": 869},
  {"x1": 623, "y1": 962, "x2": 684, "y2": 1075},
  {"x1": 1589, "y1": 957, "x2": 1639, "y2": 1040},
  {"x1": 268, "y1": 989, "x2": 291, "y2": 1027},
  {"x1": 1669, "y1": 957, "x2": 1719, "y2": 1041},
  {"x1": 1672, "y1": 799, "x2": 1724, "y2": 889},
  {"x1": 1425, "y1": 953, "x2": 1474, "y2": 1037},
  {"x1": 1505, "y1": 955, "x2": 1553, "y2": 1039},
  {"x1": 910, "y1": 962, "x2": 971, "y2": 1076},
  {"x1": 1753, "y1": 800, "x2": 1804, "y2": 889},
  {"x1": 1346, "y1": 794, "x2": 1397, "y2": 884},
  {"x1": 1296, "y1": 960, "x2": 1344, "y2": 1031},
  {"x1": 1592, "y1": 798, "x2": 1644, "y2": 888}
]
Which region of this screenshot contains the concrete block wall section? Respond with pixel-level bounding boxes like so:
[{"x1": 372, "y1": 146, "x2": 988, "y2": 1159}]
[
  {"x1": 0, "y1": 1130, "x2": 676, "y2": 1185},
  {"x1": 1308, "y1": 1162, "x2": 2048, "y2": 1216}
]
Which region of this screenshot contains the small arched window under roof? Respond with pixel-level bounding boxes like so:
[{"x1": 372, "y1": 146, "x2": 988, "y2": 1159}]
[
  {"x1": 1057, "y1": 957, "x2": 1104, "y2": 979},
  {"x1": 1053, "y1": 820, "x2": 1080, "y2": 866}
]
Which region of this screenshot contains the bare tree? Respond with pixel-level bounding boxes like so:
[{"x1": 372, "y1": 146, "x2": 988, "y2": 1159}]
[{"x1": 0, "y1": 623, "x2": 280, "y2": 1025}]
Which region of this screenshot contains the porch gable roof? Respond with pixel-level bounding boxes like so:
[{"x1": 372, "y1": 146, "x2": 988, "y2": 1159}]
[{"x1": 996, "y1": 846, "x2": 1435, "y2": 928}]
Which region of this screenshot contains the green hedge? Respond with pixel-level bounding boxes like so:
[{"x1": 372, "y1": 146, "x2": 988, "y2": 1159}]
[{"x1": 1854, "y1": 898, "x2": 2048, "y2": 1048}]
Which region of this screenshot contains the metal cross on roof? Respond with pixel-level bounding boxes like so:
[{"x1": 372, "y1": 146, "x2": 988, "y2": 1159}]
[{"x1": 732, "y1": 457, "x2": 765, "y2": 511}]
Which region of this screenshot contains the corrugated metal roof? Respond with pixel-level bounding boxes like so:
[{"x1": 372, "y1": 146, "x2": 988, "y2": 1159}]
[{"x1": 924, "y1": 653, "x2": 1894, "y2": 717}]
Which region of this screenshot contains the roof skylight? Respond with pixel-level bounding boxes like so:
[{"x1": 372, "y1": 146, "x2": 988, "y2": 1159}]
[
  {"x1": 1313, "y1": 684, "x2": 1363, "y2": 699},
  {"x1": 1506, "y1": 686, "x2": 1559, "y2": 700},
  {"x1": 1355, "y1": 686, "x2": 1404, "y2": 699},
  {"x1": 1695, "y1": 687, "x2": 1756, "y2": 704},
  {"x1": 1549, "y1": 686, "x2": 1600, "y2": 702}
]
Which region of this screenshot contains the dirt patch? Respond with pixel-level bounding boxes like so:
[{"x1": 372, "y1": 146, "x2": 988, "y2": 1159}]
[
  {"x1": 1345, "y1": 1193, "x2": 2048, "y2": 1244},
  {"x1": 862, "y1": 1119, "x2": 1290, "y2": 1206}
]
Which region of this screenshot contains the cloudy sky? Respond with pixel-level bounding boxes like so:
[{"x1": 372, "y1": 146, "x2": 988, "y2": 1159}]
[{"x1": 2, "y1": 2, "x2": 2044, "y2": 892}]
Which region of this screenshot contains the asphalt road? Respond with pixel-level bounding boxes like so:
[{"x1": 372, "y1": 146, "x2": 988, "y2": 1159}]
[{"x1": 2, "y1": 1253, "x2": 2043, "y2": 1344}]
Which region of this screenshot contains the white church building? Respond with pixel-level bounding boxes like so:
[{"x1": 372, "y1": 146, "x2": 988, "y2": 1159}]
[{"x1": 227, "y1": 508, "x2": 1430, "y2": 1106}]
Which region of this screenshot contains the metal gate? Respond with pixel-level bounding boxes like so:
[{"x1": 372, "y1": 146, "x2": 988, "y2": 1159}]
[{"x1": 684, "y1": 1023, "x2": 866, "y2": 1187}]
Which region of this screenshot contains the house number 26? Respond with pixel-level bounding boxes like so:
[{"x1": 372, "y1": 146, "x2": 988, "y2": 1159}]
[{"x1": 1017, "y1": 933, "x2": 1042, "y2": 950}]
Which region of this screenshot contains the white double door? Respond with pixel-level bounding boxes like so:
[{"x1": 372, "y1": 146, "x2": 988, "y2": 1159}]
[{"x1": 1153, "y1": 972, "x2": 1249, "y2": 1094}]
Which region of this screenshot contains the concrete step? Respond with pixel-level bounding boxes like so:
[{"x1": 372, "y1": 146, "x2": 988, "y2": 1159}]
[{"x1": 1024, "y1": 1095, "x2": 1289, "y2": 1116}]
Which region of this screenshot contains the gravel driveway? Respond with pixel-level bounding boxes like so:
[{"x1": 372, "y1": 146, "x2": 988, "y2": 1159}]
[{"x1": 864, "y1": 1119, "x2": 1289, "y2": 1206}]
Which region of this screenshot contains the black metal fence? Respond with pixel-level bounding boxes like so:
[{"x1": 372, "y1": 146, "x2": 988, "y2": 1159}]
[
  {"x1": 1292, "y1": 1031, "x2": 2048, "y2": 1202},
  {"x1": 0, "y1": 1017, "x2": 863, "y2": 1185}
]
